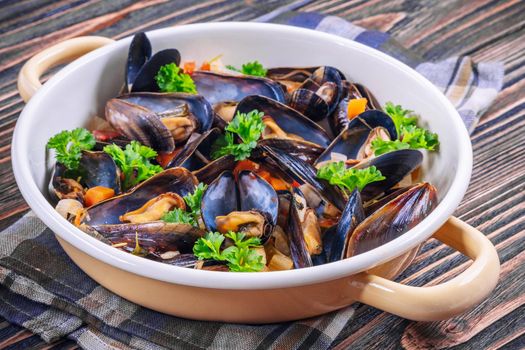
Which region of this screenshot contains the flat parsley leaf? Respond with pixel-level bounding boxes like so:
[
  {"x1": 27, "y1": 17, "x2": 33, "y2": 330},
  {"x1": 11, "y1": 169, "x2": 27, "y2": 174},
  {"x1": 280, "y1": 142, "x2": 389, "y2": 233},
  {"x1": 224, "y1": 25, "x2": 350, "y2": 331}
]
[
  {"x1": 162, "y1": 183, "x2": 207, "y2": 226},
  {"x1": 161, "y1": 208, "x2": 196, "y2": 225},
  {"x1": 317, "y1": 162, "x2": 385, "y2": 195},
  {"x1": 192, "y1": 231, "x2": 264, "y2": 272},
  {"x1": 103, "y1": 141, "x2": 163, "y2": 190},
  {"x1": 46, "y1": 128, "x2": 96, "y2": 170},
  {"x1": 371, "y1": 102, "x2": 440, "y2": 155},
  {"x1": 155, "y1": 63, "x2": 197, "y2": 94},
  {"x1": 211, "y1": 109, "x2": 265, "y2": 160},
  {"x1": 226, "y1": 60, "x2": 267, "y2": 77}
]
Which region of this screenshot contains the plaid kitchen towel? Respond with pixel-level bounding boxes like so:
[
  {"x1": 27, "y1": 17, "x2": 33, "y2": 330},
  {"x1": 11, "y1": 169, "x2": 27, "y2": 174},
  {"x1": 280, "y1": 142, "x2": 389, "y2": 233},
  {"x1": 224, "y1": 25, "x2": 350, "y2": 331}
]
[{"x1": 0, "y1": 11, "x2": 503, "y2": 350}]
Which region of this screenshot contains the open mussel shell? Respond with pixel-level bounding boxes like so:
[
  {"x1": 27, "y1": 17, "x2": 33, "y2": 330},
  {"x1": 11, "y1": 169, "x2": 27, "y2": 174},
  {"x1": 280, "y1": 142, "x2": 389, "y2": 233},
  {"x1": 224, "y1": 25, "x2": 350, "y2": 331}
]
[
  {"x1": 78, "y1": 151, "x2": 121, "y2": 194},
  {"x1": 84, "y1": 167, "x2": 198, "y2": 226},
  {"x1": 364, "y1": 185, "x2": 414, "y2": 216},
  {"x1": 126, "y1": 32, "x2": 152, "y2": 92},
  {"x1": 130, "y1": 49, "x2": 182, "y2": 92},
  {"x1": 166, "y1": 128, "x2": 219, "y2": 170},
  {"x1": 307, "y1": 66, "x2": 344, "y2": 115},
  {"x1": 267, "y1": 66, "x2": 319, "y2": 82},
  {"x1": 236, "y1": 95, "x2": 331, "y2": 148},
  {"x1": 288, "y1": 88, "x2": 329, "y2": 122},
  {"x1": 259, "y1": 145, "x2": 346, "y2": 211},
  {"x1": 358, "y1": 149, "x2": 423, "y2": 201},
  {"x1": 287, "y1": 188, "x2": 313, "y2": 269},
  {"x1": 118, "y1": 92, "x2": 213, "y2": 133},
  {"x1": 315, "y1": 109, "x2": 397, "y2": 165},
  {"x1": 201, "y1": 170, "x2": 278, "y2": 242},
  {"x1": 257, "y1": 138, "x2": 324, "y2": 165},
  {"x1": 346, "y1": 183, "x2": 438, "y2": 257},
  {"x1": 327, "y1": 189, "x2": 365, "y2": 262},
  {"x1": 49, "y1": 163, "x2": 84, "y2": 202},
  {"x1": 191, "y1": 71, "x2": 286, "y2": 105},
  {"x1": 105, "y1": 99, "x2": 175, "y2": 153}
]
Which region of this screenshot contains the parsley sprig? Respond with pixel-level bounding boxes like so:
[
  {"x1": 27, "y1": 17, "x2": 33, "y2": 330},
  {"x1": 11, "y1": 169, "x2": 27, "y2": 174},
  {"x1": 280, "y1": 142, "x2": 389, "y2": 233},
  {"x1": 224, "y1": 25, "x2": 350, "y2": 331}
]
[
  {"x1": 317, "y1": 162, "x2": 385, "y2": 195},
  {"x1": 371, "y1": 102, "x2": 439, "y2": 155},
  {"x1": 162, "y1": 183, "x2": 207, "y2": 226},
  {"x1": 155, "y1": 63, "x2": 197, "y2": 94},
  {"x1": 193, "y1": 231, "x2": 264, "y2": 272},
  {"x1": 226, "y1": 60, "x2": 267, "y2": 77},
  {"x1": 103, "y1": 141, "x2": 163, "y2": 190},
  {"x1": 46, "y1": 128, "x2": 96, "y2": 170},
  {"x1": 211, "y1": 109, "x2": 266, "y2": 160}
]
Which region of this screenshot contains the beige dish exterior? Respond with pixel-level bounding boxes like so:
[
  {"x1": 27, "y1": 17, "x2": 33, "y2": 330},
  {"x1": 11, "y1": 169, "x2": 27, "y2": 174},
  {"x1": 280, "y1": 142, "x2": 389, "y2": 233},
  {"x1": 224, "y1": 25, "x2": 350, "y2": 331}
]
[{"x1": 16, "y1": 30, "x2": 500, "y2": 323}]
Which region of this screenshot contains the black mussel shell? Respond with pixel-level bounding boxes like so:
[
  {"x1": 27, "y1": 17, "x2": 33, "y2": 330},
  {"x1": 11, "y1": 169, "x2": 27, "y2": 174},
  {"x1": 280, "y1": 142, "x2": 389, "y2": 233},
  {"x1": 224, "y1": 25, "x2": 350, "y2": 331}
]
[
  {"x1": 84, "y1": 168, "x2": 197, "y2": 225},
  {"x1": 201, "y1": 171, "x2": 238, "y2": 232},
  {"x1": 79, "y1": 151, "x2": 121, "y2": 194},
  {"x1": 192, "y1": 71, "x2": 286, "y2": 105},
  {"x1": 237, "y1": 170, "x2": 278, "y2": 227},
  {"x1": 364, "y1": 185, "x2": 414, "y2": 216},
  {"x1": 192, "y1": 155, "x2": 236, "y2": 185},
  {"x1": 288, "y1": 88, "x2": 329, "y2": 122},
  {"x1": 257, "y1": 138, "x2": 324, "y2": 165},
  {"x1": 346, "y1": 183, "x2": 437, "y2": 257},
  {"x1": 131, "y1": 49, "x2": 181, "y2": 92},
  {"x1": 118, "y1": 92, "x2": 213, "y2": 134},
  {"x1": 236, "y1": 95, "x2": 331, "y2": 148},
  {"x1": 126, "y1": 32, "x2": 152, "y2": 92},
  {"x1": 287, "y1": 188, "x2": 313, "y2": 269}
]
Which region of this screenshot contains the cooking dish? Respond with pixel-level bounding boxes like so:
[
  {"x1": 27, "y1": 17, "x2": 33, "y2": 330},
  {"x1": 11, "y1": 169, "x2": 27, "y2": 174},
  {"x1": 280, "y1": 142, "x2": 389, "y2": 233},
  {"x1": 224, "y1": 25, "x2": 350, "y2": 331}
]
[{"x1": 14, "y1": 22, "x2": 499, "y2": 323}]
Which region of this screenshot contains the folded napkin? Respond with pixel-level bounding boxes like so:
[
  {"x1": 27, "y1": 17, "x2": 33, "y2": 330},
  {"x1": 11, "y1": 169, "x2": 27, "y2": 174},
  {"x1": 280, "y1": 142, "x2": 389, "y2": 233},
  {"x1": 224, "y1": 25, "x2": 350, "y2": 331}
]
[{"x1": 0, "y1": 11, "x2": 503, "y2": 350}]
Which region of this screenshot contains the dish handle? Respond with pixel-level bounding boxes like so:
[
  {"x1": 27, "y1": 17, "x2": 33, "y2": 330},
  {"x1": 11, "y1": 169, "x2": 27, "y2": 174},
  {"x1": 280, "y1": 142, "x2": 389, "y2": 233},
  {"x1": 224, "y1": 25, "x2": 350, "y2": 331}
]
[
  {"x1": 17, "y1": 36, "x2": 114, "y2": 102},
  {"x1": 352, "y1": 217, "x2": 500, "y2": 321}
]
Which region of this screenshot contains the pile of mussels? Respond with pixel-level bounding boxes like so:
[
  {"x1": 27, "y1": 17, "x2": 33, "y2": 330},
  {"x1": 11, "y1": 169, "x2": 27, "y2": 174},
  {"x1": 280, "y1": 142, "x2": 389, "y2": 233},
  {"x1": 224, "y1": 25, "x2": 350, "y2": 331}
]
[{"x1": 49, "y1": 33, "x2": 438, "y2": 272}]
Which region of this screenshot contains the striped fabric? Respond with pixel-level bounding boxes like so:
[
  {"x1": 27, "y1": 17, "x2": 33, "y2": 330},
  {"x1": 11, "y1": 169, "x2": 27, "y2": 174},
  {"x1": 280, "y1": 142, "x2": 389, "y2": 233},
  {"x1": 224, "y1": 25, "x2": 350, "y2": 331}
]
[{"x1": 0, "y1": 12, "x2": 503, "y2": 350}]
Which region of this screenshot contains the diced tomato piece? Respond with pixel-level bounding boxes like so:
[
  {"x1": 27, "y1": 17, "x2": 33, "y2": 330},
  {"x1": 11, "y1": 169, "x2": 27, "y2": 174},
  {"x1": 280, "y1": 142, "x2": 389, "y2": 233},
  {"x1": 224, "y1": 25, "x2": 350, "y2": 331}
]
[
  {"x1": 93, "y1": 129, "x2": 122, "y2": 141},
  {"x1": 156, "y1": 149, "x2": 180, "y2": 168},
  {"x1": 291, "y1": 180, "x2": 301, "y2": 188},
  {"x1": 200, "y1": 61, "x2": 211, "y2": 71}
]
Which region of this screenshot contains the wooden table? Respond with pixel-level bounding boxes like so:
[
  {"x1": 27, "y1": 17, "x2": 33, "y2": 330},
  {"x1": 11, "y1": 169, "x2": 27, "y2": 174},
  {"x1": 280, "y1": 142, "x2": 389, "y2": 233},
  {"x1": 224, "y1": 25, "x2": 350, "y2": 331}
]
[{"x1": 0, "y1": 0, "x2": 523, "y2": 348}]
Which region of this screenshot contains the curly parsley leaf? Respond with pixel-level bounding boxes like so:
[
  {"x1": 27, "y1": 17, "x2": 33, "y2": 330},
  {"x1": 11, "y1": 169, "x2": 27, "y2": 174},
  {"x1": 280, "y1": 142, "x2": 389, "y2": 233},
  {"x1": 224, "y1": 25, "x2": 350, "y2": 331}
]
[
  {"x1": 162, "y1": 183, "x2": 207, "y2": 226},
  {"x1": 103, "y1": 141, "x2": 163, "y2": 190},
  {"x1": 371, "y1": 102, "x2": 440, "y2": 155},
  {"x1": 161, "y1": 208, "x2": 196, "y2": 225},
  {"x1": 211, "y1": 109, "x2": 265, "y2": 160},
  {"x1": 155, "y1": 63, "x2": 197, "y2": 94},
  {"x1": 317, "y1": 162, "x2": 385, "y2": 195},
  {"x1": 192, "y1": 231, "x2": 264, "y2": 272},
  {"x1": 193, "y1": 232, "x2": 225, "y2": 261},
  {"x1": 46, "y1": 128, "x2": 96, "y2": 170},
  {"x1": 226, "y1": 60, "x2": 267, "y2": 77}
]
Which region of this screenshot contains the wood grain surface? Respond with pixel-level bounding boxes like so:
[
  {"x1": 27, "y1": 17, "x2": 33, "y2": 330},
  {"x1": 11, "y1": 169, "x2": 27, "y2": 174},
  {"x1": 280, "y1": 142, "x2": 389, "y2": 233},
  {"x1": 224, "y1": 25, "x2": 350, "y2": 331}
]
[{"x1": 0, "y1": 0, "x2": 523, "y2": 349}]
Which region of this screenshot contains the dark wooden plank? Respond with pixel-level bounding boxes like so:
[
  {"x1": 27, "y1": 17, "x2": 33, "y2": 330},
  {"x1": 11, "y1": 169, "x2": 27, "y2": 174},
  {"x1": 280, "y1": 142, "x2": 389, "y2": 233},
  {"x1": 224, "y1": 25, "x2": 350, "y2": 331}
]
[{"x1": 0, "y1": 0, "x2": 523, "y2": 349}]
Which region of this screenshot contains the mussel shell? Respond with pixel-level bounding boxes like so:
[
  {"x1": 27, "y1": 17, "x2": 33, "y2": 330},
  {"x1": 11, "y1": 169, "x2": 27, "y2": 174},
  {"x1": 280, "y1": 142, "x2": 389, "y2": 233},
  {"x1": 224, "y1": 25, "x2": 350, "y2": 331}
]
[
  {"x1": 328, "y1": 189, "x2": 365, "y2": 262},
  {"x1": 130, "y1": 49, "x2": 182, "y2": 92},
  {"x1": 192, "y1": 155, "x2": 236, "y2": 185},
  {"x1": 257, "y1": 138, "x2": 324, "y2": 165},
  {"x1": 192, "y1": 71, "x2": 286, "y2": 105},
  {"x1": 49, "y1": 163, "x2": 83, "y2": 202},
  {"x1": 126, "y1": 32, "x2": 152, "y2": 92},
  {"x1": 84, "y1": 168, "x2": 198, "y2": 225},
  {"x1": 236, "y1": 95, "x2": 331, "y2": 148},
  {"x1": 287, "y1": 188, "x2": 313, "y2": 269},
  {"x1": 354, "y1": 83, "x2": 382, "y2": 110},
  {"x1": 118, "y1": 92, "x2": 213, "y2": 133},
  {"x1": 94, "y1": 221, "x2": 205, "y2": 254},
  {"x1": 79, "y1": 151, "x2": 121, "y2": 194},
  {"x1": 288, "y1": 88, "x2": 329, "y2": 122},
  {"x1": 105, "y1": 99, "x2": 175, "y2": 153},
  {"x1": 166, "y1": 128, "x2": 221, "y2": 170},
  {"x1": 237, "y1": 170, "x2": 278, "y2": 226},
  {"x1": 266, "y1": 67, "x2": 319, "y2": 82},
  {"x1": 315, "y1": 109, "x2": 397, "y2": 165},
  {"x1": 308, "y1": 66, "x2": 344, "y2": 114},
  {"x1": 201, "y1": 171, "x2": 238, "y2": 232},
  {"x1": 346, "y1": 183, "x2": 438, "y2": 257},
  {"x1": 357, "y1": 149, "x2": 423, "y2": 201},
  {"x1": 364, "y1": 185, "x2": 414, "y2": 216},
  {"x1": 259, "y1": 145, "x2": 346, "y2": 211}
]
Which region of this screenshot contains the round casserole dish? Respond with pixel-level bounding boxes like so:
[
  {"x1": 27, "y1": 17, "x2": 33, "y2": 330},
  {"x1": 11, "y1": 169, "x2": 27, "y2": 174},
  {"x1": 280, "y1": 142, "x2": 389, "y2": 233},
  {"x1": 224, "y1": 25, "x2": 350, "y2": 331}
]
[{"x1": 13, "y1": 22, "x2": 499, "y2": 323}]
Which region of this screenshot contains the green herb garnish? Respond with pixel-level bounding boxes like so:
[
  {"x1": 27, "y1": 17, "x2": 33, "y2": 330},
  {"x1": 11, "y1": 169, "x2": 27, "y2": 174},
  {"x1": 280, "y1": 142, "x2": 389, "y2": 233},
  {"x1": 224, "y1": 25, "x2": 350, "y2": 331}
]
[
  {"x1": 193, "y1": 231, "x2": 264, "y2": 272},
  {"x1": 371, "y1": 102, "x2": 439, "y2": 155},
  {"x1": 317, "y1": 162, "x2": 385, "y2": 195},
  {"x1": 226, "y1": 60, "x2": 267, "y2": 77},
  {"x1": 155, "y1": 63, "x2": 197, "y2": 94},
  {"x1": 46, "y1": 128, "x2": 96, "y2": 170},
  {"x1": 162, "y1": 183, "x2": 207, "y2": 226},
  {"x1": 211, "y1": 109, "x2": 266, "y2": 160},
  {"x1": 103, "y1": 141, "x2": 163, "y2": 190}
]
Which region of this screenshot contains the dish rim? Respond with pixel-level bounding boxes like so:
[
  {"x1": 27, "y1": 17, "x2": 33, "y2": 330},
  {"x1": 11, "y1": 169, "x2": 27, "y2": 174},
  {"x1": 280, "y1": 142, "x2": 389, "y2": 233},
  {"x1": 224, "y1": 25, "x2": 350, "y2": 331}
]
[{"x1": 12, "y1": 22, "x2": 472, "y2": 290}]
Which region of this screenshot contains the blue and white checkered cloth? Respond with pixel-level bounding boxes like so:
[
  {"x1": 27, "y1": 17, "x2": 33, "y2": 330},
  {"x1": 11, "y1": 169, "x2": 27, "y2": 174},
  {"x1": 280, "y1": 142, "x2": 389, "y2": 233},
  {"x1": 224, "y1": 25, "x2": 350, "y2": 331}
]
[{"x1": 0, "y1": 12, "x2": 503, "y2": 350}]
